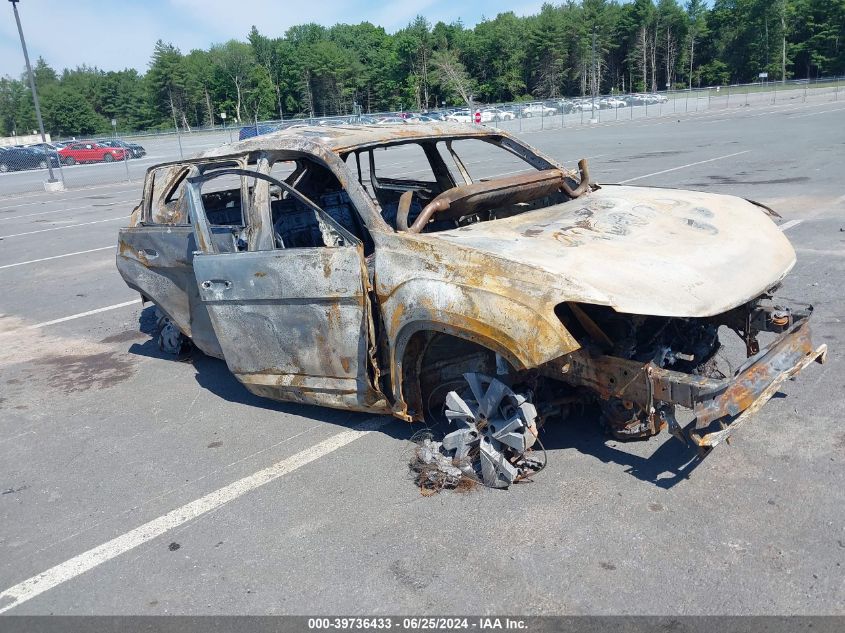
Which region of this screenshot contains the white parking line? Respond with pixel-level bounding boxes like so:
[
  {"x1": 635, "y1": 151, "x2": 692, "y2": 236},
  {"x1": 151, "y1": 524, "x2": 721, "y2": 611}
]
[
  {"x1": 617, "y1": 150, "x2": 751, "y2": 184},
  {"x1": 0, "y1": 216, "x2": 124, "y2": 239},
  {"x1": 27, "y1": 299, "x2": 142, "y2": 329},
  {"x1": 0, "y1": 185, "x2": 140, "y2": 210},
  {"x1": 0, "y1": 245, "x2": 116, "y2": 270},
  {"x1": 0, "y1": 199, "x2": 136, "y2": 221},
  {"x1": 796, "y1": 247, "x2": 845, "y2": 257},
  {"x1": 778, "y1": 219, "x2": 803, "y2": 232},
  {"x1": 789, "y1": 107, "x2": 845, "y2": 119},
  {"x1": 0, "y1": 416, "x2": 389, "y2": 614},
  {"x1": 0, "y1": 300, "x2": 142, "y2": 336}
]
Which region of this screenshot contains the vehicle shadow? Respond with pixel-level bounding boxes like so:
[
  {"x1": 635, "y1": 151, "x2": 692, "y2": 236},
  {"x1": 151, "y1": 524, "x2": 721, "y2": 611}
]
[
  {"x1": 126, "y1": 305, "x2": 703, "y2": 488},
  {"x1": 538, "y1": 410, "x2": 705, "y2": 490},
  {"x1": 126, "y1": 306, "x2": 414, "y2": 442}
]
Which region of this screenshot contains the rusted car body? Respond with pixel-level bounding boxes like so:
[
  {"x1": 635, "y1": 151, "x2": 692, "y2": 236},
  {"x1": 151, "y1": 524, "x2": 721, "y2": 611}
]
[{"x1": 117, "y1": 123, "x2": 826, "y2": 486}]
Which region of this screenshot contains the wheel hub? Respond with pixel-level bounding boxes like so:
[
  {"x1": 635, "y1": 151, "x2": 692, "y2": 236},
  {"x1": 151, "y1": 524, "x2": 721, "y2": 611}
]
[{"x1": 440, "y1": 373, "x2": 540, "y2": 488}]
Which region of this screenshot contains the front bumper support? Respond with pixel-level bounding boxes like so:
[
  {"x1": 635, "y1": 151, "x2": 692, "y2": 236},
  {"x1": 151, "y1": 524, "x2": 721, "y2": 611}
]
[
  {"x1": 548, "y1": 319, "x2": 827, "y2": 448},
  {"x1": 689, "y1": 320, "x2": 827, "y2": 447}
]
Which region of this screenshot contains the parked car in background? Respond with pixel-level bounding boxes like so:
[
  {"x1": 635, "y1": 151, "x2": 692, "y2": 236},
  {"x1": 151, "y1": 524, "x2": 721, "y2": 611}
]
[
  {"x1": 554, "y1": 99, "x2": 575, "y2": 114},
  {"x1": 26, "y1": 141, "x2": 63, "y2": 154},
  {"x1": 445, "y1": 109, "x2": 473, "y2": 122},
  {"x1": 571, "y1": 100, "x2": 600, "y2": 112},
  {"x1": 0, "y1": 146, "x2": 61, "y2": 172},
  {"x1": 481, "y1": 108, "x2": 514, "y2": 122},
  {"x1": 631, "y1": 93, "x2": 668, "y2": 105},
  {"x1": 24, "y1": 142, "x2": 63, "y2": 165},
  {"x1": 599, "y1": 97, "x2": 627, "y2": 109},
  {"x1": 59, "y1": 142, "x2": 127, "y2": 165},
  {"x1": 376, "y1": 116, "x2": 407, "y2": 125},
  {"x1": 521, "y1": 103, "x2": 556, "y2": 117},
  {"x1": 98, "y1": 139, "x2": 147, "y2": 158}
]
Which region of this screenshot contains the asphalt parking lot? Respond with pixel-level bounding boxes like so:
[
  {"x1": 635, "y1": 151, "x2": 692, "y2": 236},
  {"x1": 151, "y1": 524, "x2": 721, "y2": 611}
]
[{"x1": 1, "y1": 98, "x2": 843, "y2": 615}]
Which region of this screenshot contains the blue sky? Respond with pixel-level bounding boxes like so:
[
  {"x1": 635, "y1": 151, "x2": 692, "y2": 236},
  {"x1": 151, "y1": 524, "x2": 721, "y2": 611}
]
[{"x1": 1, "y1": 0, "x2": 544, "y2": 78}]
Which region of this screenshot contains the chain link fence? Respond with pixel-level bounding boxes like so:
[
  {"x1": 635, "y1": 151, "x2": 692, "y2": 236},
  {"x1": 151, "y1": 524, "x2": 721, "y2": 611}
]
[{"x1": 1, "y1": 77, "x2": 842, "y2": 196}]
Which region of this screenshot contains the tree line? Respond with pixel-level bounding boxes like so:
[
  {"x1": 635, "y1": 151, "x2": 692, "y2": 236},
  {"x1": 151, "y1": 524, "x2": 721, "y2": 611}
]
[{"x1": 1, "y1": 0, "x2": 843, "y2": 138}]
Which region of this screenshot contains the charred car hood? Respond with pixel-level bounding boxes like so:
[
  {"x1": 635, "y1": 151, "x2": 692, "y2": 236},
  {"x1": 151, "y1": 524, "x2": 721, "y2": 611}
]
[{"x1": 430, "y1": 185, "x2": 796, "y2": 317}]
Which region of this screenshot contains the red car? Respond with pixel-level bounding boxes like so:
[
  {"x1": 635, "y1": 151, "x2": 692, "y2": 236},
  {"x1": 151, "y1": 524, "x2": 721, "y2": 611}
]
[{"x1": 58, "y1": 142, "x2": 127, "y2": 165}]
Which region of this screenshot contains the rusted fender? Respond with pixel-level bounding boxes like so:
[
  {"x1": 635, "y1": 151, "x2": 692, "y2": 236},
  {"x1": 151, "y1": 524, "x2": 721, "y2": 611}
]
[{"x1": 373, "y1": 233, "x2": 582, "y2": 376}]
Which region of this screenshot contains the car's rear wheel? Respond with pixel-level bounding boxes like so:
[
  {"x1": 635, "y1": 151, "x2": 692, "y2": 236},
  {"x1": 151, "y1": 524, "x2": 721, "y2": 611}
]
[
  {"x1": 103, "y1": 154, "x2": 114, "y2": 163},
  {"x1": 0, "y1": 163, "x2": 9, "y2": 173},
  {"x1": 155, "y1": 310, "x2": 191, "y2": 356},
  {"x1": 64, "y1": 157, "x2": 75, "y2": 166},
  {"x1": 38, "y1": 160, "x2": 47, "y2": 169}
]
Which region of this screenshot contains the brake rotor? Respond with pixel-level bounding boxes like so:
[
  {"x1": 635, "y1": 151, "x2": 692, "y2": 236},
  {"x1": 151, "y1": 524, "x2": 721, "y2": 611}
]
[{"x1": 440, "y1": 373, "x2": 539, "y2": 488}]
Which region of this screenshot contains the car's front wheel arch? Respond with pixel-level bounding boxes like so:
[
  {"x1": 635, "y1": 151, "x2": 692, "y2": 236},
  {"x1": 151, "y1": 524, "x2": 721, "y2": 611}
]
[
  {"x1": 399, "y1": 329, "x2": 503, "y2": 424},
  {"x1": 394, "y1": 323, "x2": 524, "y2": 423}
]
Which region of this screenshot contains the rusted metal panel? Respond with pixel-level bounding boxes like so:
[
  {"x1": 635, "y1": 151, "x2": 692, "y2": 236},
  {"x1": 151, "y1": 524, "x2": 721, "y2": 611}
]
[
  {"x1": 408, "y1": 169, "x2": 568, "y2": 232},
  {"x1": 544, "y1": 352, "x2": 723, "y2": 409},
  {"x1": 200, "y1": 123, "x2": 495, "y2": 156},
  {"x1": 692, "y1": 320, "x2": 827, "y2": 430},
  {"x1": 116, "y1": 225, "x2": 239, "y2": 358},
  {"x1": 690, "y1": 335, "x2": 827, "y2": 448},
  {"x1": 193, "y1": 247, "x2": 389, "y2": 411},
  {"x1": 373, "y1": 231, "x2": 583, "y2": 375},
  {"x1": 544, "y1": 317, "x2": 827, "y2": 447}
]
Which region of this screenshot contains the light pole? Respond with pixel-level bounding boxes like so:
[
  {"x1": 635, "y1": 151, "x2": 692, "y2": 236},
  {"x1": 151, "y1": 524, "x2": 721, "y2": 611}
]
[
  {"x1": 9, "y1": 0, "x2": 60, "y2": 188},
  {"x1": 590, "y1": 26, "x2": 598, "y2": 124}
]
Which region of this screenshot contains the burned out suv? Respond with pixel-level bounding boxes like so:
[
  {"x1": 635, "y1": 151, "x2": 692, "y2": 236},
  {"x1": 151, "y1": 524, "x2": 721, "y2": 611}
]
[{"x1": 117, "y1": 123, "x2": 826, "y2": 488}]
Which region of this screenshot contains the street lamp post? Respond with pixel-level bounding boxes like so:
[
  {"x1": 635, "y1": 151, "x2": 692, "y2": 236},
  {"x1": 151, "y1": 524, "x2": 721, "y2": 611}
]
[
  {"x1": 590, "y1": 26, "x2": 598, "y2": 124},
  {"x1": 9, "y1": 0, "x2": 60, "y2": 188}
]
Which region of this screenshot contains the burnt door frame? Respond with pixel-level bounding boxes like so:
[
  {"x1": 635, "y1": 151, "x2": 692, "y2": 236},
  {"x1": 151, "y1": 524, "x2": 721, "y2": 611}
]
[{"x1": 187, "y1": 168, "x2": 388, "y2": 412}]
